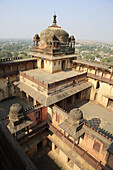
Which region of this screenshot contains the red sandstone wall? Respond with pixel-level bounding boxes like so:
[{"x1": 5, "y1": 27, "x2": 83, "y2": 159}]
[
  {"x1": 107, "y1": 154, "x2": 113, "y2": 168},
  {"x1": 80, "y1": 134, "x2": 108, "y2": 164},
  {"x1": 18, "y1": 63, "x2": 25, "y2": 71},
  {"x1": 42, "y1": 107, "x2": 47, "y2": 121},
  {"x1": 27, "y1": 62, "x2": 33, "y2": 70}
]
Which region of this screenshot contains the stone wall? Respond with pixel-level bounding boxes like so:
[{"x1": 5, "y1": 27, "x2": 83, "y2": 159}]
[
  {"x1": 79, "y1": 126, "x2": 111, "y2": 164},
  {"x1": 0, "y1": 121, "x2": 37, "y2": 170},
  {"x1": 0, "y1": 59, "x2": 37, "y2": 101}
]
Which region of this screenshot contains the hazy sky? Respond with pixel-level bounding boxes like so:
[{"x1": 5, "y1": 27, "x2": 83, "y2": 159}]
[{"x1": 0, "y1": 0, "x2": 113, "y2": 42}]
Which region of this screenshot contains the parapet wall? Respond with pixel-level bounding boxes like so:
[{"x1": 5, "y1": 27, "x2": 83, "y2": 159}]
[
  {"x1": 0, "y1": 121, "x2": 37, "y2": 170},
  {"x1": 0, "y1": 56, "x2": 22, "y2": 62}
]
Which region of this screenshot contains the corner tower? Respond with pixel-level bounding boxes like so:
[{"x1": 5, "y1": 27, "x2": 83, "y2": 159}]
[{"x1": 32, "y1": 15, "x2": 76, "y2": 73}]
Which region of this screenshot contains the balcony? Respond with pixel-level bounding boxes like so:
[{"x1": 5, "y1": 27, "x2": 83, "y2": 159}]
[{"x1": 87, "y1": 73, "x2": 113, "y2": 85}]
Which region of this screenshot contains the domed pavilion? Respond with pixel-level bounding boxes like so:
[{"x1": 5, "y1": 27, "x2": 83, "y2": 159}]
[
  {"x1": 7, "y1": 103, "x2": 33, "y2": 135},
  {"x1": 32, "y1": 15, "x2": 76, "y2": 73},
  {"x1": 59, "y1": 108, "x2": 84, "y2": 141}
]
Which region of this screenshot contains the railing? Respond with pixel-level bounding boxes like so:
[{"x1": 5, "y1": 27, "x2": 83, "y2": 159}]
[
  {"x1": 20, "y1": 71, "x2": 48, "y2": 88},
  {"x1": 49, "y1": 123, "x2": 103, "y2": 170},
  {"x1": 20, "y1": 71, "x2": 87, "y2": 92},
  {"x1": 18, "y1": 121, "x2": 47, "y2": 145},
  {"x1": 87, "y1": 73, "x2": 113, "y2": 84},
  {"x1": 48, "y1": 72, "x2": 87, "y2": 89}
]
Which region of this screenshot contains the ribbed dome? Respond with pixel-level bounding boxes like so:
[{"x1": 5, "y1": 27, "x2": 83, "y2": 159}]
[
  {"x1": 9, "y1": 103, "x2": 23, "y2": 115},
  {"x1": 70, "y1": 108, "x2": 83, "y2": 121},
  {"x1": 40, "y1": 27, "x2": 69, "y2": 44}
]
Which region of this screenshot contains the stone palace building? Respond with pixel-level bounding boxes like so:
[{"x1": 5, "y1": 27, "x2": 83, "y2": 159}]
[{"x1": 0, "y1": 15, "x2": 113, "y2": 170}]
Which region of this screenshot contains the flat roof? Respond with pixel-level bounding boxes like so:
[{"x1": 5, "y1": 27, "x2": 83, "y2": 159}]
[
  {"x1": 22, "y1": 69, "x2": 82, "y2": 84},
  {"x1": 66, "y1": 101, "x2": 113, "y2": 135}
]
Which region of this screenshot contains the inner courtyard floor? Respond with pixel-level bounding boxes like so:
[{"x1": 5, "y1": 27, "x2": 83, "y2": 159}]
[{"x1": 30, "y1": 145, "x2": 60, "y2": 170}]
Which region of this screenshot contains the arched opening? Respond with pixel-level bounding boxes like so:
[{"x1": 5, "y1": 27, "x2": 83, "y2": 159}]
[
  {"x1": 41, "y1": 60, "x2": 44, "y2": 69},
  {"x1": 62, "y1": 60, "x2": 65, "y2": 71},
  {"x1": 96, "y1": 81, "x2": 100, "y2": 89}
]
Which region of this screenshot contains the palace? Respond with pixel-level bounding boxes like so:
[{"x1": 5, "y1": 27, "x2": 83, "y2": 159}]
[{"x1": 0, "y1": 15, "x2": 113, "y2": 170}]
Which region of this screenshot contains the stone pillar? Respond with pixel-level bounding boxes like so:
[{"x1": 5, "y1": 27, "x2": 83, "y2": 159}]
[
  {"x1": 42, "y1": 139, "x2": 48, "y2": 148},
  {"x1": 72, "y1": 95, "x2": 75, "y2": 104},
  {"x1": 101, "y1": 71, "x2": 104, "y2": 79},
  {"x1": 26, "y1": 94, "x2": 30, "y2": 103},
  {"x1": 27, "y1": 126, "x2": 29, "y2": 134},
  {"x1": 110, "y1": 72, "x2": 112, "y2": 81},
  {"x1": 33, "y1": 99, "x2": 37, "y2": 106},
  {"x1": 25, "y1": 62, "x2": 27, "y2": 71},
  {"x1": 95, "y1": 68, "x2": 97, "y2": 75},
  {"x1": 52, "y1": 142, "x2": 56, "y2": 151}
]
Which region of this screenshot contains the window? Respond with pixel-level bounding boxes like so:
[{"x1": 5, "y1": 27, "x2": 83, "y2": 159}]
[
  {"x1": 58, "y1": 61, "x2": 60, "y2": 65},
  {"x1": 36, "y1": 111, "x2": 40, "y2": 121},
  {"x1": 54, "y1": 62, "x2": 56, "y2": 65},
  {"x1": 93, "y1": 139, "x2": 101, "y2": 153}
]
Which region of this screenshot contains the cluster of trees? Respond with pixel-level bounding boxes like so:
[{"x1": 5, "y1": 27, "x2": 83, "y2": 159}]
[
  {"x1": 76, "y1": 42, "x2": 113, "y2": 63},
  {"x1": 0, "y1": 49, "x2": 12, "y2": 58},
  {"x1": 0, "y1": 40, "x2": 32, "y2": 59},
  {"x1": 0, "y1": 49, "x2": 30, "y2": 59},
  {"x1": 101, "y1": 57, "x2": 113, "y2": 63}
]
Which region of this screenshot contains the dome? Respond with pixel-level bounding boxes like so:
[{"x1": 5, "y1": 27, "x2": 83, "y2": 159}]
[
  {"x1": 39, "y1": 15, "x2": 69, "y2": 45},
  {"x1": 9, "y1": 103, "x2": 23, "y2": 115},
  {"x1": 40, "y1": 27, "x2": 69, "y2": 44},
  {"x1": 70, "y1": 108, "x2": 83, "y2": 121}
]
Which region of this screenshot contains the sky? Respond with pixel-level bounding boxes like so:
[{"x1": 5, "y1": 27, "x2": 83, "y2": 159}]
[{"x1": 0, "y1": 0, "x2": 113, "y2": 42}]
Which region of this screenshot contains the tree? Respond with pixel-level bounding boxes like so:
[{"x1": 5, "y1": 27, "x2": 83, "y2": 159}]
[
  {"x1": 13, "y1": 52, "x2": 19, "y2": 57},
  {"x1": 20, "y1": 52, "x2": 27, "y2": 56},
  {"x1": 96, "y1": 54, "x2": 101, "y2": 58}
]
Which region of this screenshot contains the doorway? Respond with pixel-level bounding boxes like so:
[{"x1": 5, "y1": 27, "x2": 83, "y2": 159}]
[
  {"x1": 62, "y1": 60, "x2": 65, "y2": 71},
  {"x1": 41, "y1": 60, "x2": 44, "y2": 68}
]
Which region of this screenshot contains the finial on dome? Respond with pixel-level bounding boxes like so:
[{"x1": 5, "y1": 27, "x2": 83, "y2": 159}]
[
  {"x1": 52, "y1": 14, "x2": 57, "y2": 26},
  {"x1": 49, "y1": 14, "x2": 61, "y2": 28}
]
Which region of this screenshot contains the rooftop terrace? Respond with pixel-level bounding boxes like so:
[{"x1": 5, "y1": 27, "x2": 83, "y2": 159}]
[
  {"x1": 66, "y1": 101, "x2": 113, "y2": 136},
  {"x1": 22, "y1": 69, "x2": 83, "y2": 84}
]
